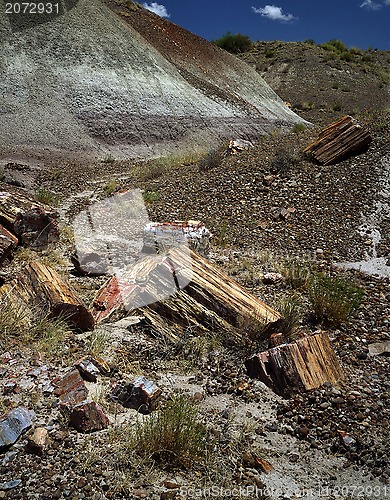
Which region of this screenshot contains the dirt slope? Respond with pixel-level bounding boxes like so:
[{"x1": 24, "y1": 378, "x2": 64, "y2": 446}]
[{"x1": 0, "y1": 0, "x2": 303, "y2": 164}]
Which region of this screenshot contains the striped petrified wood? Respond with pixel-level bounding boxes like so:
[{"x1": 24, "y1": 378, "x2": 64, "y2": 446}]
[
  {"x1": 91, "y1": 247, "x2": 281, "y2": 343},
  {"x1": 0, "y1": 187, "x2": 59, "y2": 247},
  {"x1": 245, "y1": 331, "x2": 344, "y2": 396},
  {"x1": 304, "y1": 115, "x2": 371, "y2": 165},
  {"x1": 0, "y1": 261, "x2": 94, "y2": 331},
  {"x1": 0, "y1": 224, "x2": 18, "y2": 265}
]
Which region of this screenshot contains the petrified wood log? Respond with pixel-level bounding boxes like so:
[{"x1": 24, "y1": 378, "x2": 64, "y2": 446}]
[
  {"x1": 1, "y1": 261, "x2": 94, "y2": 331},
  {"x1": 0, "y1": 188, "x2": 59, "y2": 247},
  {"x1": 0, "y1": 224, "x2": 18, "y2": 265},
  {"x1": 91, "y1": 247, "x2": 281, "y2": 343},
  {"x1": 245, "y1": 331, "x2": 344, "y2": 396},
  {"x1": 304, "y1": 115, "x2": 371, "y2": 165}
]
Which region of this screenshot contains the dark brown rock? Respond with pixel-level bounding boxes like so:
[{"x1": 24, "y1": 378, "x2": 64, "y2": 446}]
[
  {"x1": 53, "y1": 369, "x2": 89, "y2": 407},
  {"x1": 70, "y1": 401, "x2": 110, "y2": 433}
]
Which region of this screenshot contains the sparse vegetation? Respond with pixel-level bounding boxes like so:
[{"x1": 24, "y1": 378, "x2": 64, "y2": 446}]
[
  {"x1": 277, "y1": 256, "x2": 312, "y2": 290},
  {"x1": 102, "y1": 154, "x2": 115, "y2": 164},
  {"x1": 103, "y1": 179, "x2": 118, "y2": 196},
  {"x1": 198, "y1": 144, "x2": 227, "y2": 172},
  {"x1": 132, "y1": 394, "x2": 209, "y2": 468},
  {"x1": 34, "y1": 187, "x2": 59, "y2": 206},
  {"x1": 0, "y1": 167, "x2": 4, "y2": 181},
  {"x1": 143, "y1": 190, "x2": 161, "y2": 203},
  {"x1": 212, "y1": 32, "x2": 252, "y2": 54},
  {"x1": 308, "y1": 273, "x2": 364, "y2": 326},
  {"x1": 0, "y1": 295, "x2": 72, "y2": 357},
  {"x1": 292, "y1": 123, "x2": 306, "y2": 133},
  {"x1": 276, "y1": 294, "x2": 302, "y2": 339}
]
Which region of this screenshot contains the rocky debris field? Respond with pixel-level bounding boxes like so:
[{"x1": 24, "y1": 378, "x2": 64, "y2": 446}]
[{"x1": 1, "y1": 106, "x2": 390, "y2": 499}]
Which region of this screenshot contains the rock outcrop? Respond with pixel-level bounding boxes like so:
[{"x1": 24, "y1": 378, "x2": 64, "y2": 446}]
[{"x1": 0, "y1": 0, "x2": 306, "y2": 163}]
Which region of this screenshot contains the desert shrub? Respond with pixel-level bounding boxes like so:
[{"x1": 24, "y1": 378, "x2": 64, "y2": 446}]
[
  {"x1": 102, "y1": 154, "x2": 115, "y2": 164},
  {"x1": 349, "y1": 47, "x2": 364, "y2": 56},
  {"x1": 276, "y1": 295, "x2": 302, "y2": 339},
  {"x1": 321, "y1": 39, "x2": 348, "y2": 54},
  {"x1": 0, "y1": 167, "x2": 4, "y2": 181},
  {"x1": 332, "y1": 102, "x2": 342, "y2": 112},
  {"x1": 308, "y1": 273, "x2": 364, "y2": 326},
  {"x1": 362, "y1": 54, "x2": 373, "y2": 63},
  {"x1": 265, "y1": 49, "x2": 275, "y2": 58},
  {"x1": 133, "y1": 395, "x2": 209, "y2": 468},
  {"x1": 34, "y1": 187, "x2": 59, "y2": 206},
  {"x1": 292, "y1": 123, "x2": 306, "y2": 134},
  {"x1": 103, "y1": 179, "x2": 118, "y2": 196},
  {"x1": 277, "y1": 257, "x2": 312, "y2": 289},
  {"x1": 143, "y1": 190, "x2": 161, "y2": 203},
  {"x1": 212, "y1": 32, "x2": 252, "y2": 54},
  {"x1": 303, "y1": 39, "x2": 315, "y2": 45},
  {"x1": 270, "y1": 149, "x2": 300, "y2": 176},
  {"x1": 0, "y1": 295, "x2": 71, "y2": 355},
  {"x1": 340, "y1": 51, "x2": 353, "y2": 62},
  {"x1": 198, "y1": 144, "x2": 227, "y2": 172}
]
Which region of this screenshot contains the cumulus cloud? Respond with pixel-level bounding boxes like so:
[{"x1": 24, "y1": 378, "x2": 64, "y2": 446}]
[
  {"x1": 143, "y1": 2, "x2": 170, "y2": 18},
  {"x1": 252, "y1": 5, "x2": 297, "y2": 22}
]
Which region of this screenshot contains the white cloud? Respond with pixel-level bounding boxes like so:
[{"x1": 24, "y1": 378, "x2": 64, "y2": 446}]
[
  {"x1": 360, "y1": 0, "x2": 390, "y2": 8},
  {"x1": 252, "y1": 4, "x2": 297, "y2": 22},
  {"x1": 360, "y1": 0, "x2": 381, "y2": 9},
  {"x1": 143, "y1": 2, "x2": 170, "y2": 18}
]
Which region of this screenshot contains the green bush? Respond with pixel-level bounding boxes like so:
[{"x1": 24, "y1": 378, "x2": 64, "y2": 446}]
[
  {"x1": 276, "y1": 295, "x2": 302, "y2": 339},
  {"x1": 292, "y1": 123, "x2": 306, "y2": 134},
  {"x1": 308, "y1": 273, "x2": 364, "y2": 326},
  {"x1": 133, "y1": 395, "x2": 208, "y2": 468},
  {"x1": 320, "y1": 39, "x2": 348, "y2": 54},
  {"x1": 212, "y1": 32, "x2": 252, "y2": 54}
]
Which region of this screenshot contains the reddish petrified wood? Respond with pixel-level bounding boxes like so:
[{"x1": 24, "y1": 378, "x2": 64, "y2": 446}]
[{"x1": 0, "y1": 188, "x2": 59, "y2": 247}]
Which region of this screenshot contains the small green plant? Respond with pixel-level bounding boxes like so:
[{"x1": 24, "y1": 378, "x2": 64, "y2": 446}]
[
  {"x1": 265, "y1": 49, "x2": 275, "y2": 58},
  {"x1": 308, "y1": 273, "x2": 364, "y2": 326},
  {"x1": 332, "y1": 82, "x2": 339, "y2": 89},
  {"x1": 143, "y1": 190, "x2": 161, "y2": 203},
  {"x1": 34, "y1": 187, "x2": 59, "y2": 206},
  {"x1": 277, "y1": 257, "x2": 312, "y2": 289},
  {"x1": 85, "y1": 329, "x2": 110, "y2": 357},
  {"x1": 212, "y1": 32, "x2": 252, "y2": 54},
  {"x1": 217, "y1": 222, "x2": 228, "y2": 247},
  {"x1": 133, "y1": 394, "x2": 209, "y2": 468},
  {"x1": 320, "y1": 39, "x2": 348, "y2": 55},
  {"x1": 332, "y1": 102, "x2": 342, "y2": 112},
  {"x1": 0, "y1": 167, "x2": 4, "y2": 181},
  {"x1": 292, "y1": 123, "x2": 306, "y2": 134},
  {"x1": 276, "y1": 294, "x2": 302, "y2": 339},
  {"x1": 103, "y1": 179, "x2": 118, "y2": 196},
  {"x1": 303, "y1": 39, "x2": 315, "y2": 45},
  {"x1": 102, "y1": 154, "x2": 115, "y2": 164}
]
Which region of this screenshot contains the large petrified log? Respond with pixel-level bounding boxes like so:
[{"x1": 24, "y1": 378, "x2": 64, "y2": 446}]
[
  {"x1": 91, "y1": 247, "x2": 281, "y2": 343},
  {"x1": 0, "y1": 188, "x2": 59, "y2": 247},
  {"x1": 304, "y1": 115, "x2": 371, "y2": 165},
  {"x1": 0, "y1": 261, "x2": 94, "y2": 331},
  {"x1": 245, "y1": 331, "x2": 344, "y2": 396},
  {"x1": 0, "y1": 224, "x2": 18, "y2": 265}
]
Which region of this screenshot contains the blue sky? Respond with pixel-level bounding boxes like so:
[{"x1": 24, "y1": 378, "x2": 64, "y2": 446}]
[{"x1": 142, "y1": 1, "x2": 390, "y2": 50}]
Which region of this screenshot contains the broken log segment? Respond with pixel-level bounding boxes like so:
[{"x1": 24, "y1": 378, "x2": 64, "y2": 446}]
[
  {"x1": 0, "y1": 261, "x2": 94, "y2": 331},
  {"x1": 304, "y1": 115, "x2": 371, "y2": 166},
  {"x1": 0, "y1": 188, "x2": 59, "y2": 247},
  {"x1": 91, "y1": 247, "x2": 281, "y2": 343},
  {"x1": 245, "y1": 331, "x2": 344, "y2": 396},
  {"x1": 0, "y1": 224, "x2": 18, "y2": 265}
]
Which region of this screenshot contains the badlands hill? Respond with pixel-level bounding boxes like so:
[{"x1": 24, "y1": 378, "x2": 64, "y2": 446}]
[{"x1": 0, "y1": 0, "x2": 303, "y2": 163}]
